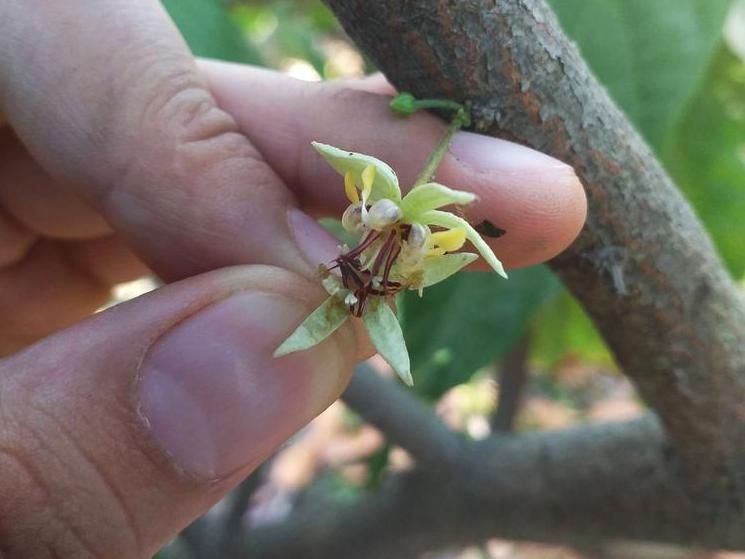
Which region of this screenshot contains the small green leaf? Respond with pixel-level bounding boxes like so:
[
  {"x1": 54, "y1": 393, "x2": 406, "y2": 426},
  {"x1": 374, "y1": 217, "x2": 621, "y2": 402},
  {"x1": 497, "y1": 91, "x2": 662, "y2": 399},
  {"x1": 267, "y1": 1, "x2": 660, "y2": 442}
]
[
  {"x1": 421, "y1": 210, "x2": 508, "y2": 279},
  {"x1": 400, "y1": 183, "x2": 476, "y2": 220},
  {"x1": 363, "y1": 299, "x2": 412, "y2": 386},
  {"x1": 421, "y1": 253, "x2": 479, "y2": 288},
  {"x1": 311, "y1": 142, "x2": 402, "y2": 203},
  {"x1": 274, "y1": 297, "x2": 349, "y2": 357}
]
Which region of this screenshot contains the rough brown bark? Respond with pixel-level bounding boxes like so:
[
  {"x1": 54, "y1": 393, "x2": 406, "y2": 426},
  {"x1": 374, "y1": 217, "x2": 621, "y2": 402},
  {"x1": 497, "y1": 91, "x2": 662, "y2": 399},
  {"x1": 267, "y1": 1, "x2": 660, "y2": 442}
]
[
  {"x1": 237, "y1": 369, "x2": 745, "y2": 557},
  {"x1": 342, "y1": 363, "x2": 467, "y2": 473},
  {"x1": 324, "y1": 0, "x2": 745, "y2": 529},
  {"x1": 239, "y1": 417, "x2": 705, "y2": 559}
]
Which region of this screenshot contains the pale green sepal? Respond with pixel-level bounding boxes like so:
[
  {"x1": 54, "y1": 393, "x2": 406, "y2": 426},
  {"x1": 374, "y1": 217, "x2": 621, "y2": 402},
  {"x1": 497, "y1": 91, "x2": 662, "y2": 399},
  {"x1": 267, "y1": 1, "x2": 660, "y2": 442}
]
[
  {"x1": 322, "y1": 274, "x2": 344, "y2": 296},
  {"x1": 312, "y1": 142, "x2": 401, "y2": 203},
  {"x1": 362, "y1": 299, "x2": 413, "y2": 386},
  {"x1": 274, "y1": 296, "x2": 349, "y2": 357},
  {"x1": 421, "y1": 210, "x2": 508, "y2": 279},
  {"x1": 400, "y1": 183, "x2": 476, "y2": 220},
  {"x1": 421, "y1": 252, "x2": 479, "y2": 288}
]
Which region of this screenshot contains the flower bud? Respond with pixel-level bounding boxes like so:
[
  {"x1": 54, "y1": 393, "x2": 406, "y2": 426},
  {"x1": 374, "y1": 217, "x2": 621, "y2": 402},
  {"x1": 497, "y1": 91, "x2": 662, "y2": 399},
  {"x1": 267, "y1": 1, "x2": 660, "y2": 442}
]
[
  {"x1": 399, "y1": 223, "x2": 430, "y2": 270},
  {"x1": 407, "y1": 223, "x2": 430, "y2": 249},
  {"x1": 341, "y1": 203, "x2": 365, "y2": 232},
  {"x1": 364, "y1": 199, "x2": 402, "y2": 230},
  {"x1": 389, "y1": 92, "x2": 418, "y2": 116}
]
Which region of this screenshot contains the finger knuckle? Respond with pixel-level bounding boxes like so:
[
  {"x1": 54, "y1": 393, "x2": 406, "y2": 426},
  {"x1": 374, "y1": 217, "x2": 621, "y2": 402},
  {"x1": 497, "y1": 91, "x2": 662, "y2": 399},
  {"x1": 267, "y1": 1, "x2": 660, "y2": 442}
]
[{"x1": 97, "y1": 58, "x2": 264, "y2": 211}]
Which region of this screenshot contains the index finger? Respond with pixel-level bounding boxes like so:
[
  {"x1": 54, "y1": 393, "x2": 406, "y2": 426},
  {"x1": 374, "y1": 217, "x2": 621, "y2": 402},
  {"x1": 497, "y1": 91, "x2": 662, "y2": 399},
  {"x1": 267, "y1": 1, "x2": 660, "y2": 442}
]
[
  {"x1": 201, "y1": 61, "x2": 587, "y2": 269},
  {"x1": 0, "y1": 0, "x2": 335, "y2": 281}
]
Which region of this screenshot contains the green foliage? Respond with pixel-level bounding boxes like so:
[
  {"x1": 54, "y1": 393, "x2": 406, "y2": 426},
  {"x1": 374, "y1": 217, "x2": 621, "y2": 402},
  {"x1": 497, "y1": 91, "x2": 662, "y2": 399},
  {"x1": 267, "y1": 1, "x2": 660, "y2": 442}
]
[
  {"x1": 532, "y1": 290, "x2": 614, "y2": 368},
  {"x1": 162, "y1": 0, "x2": 263, "y2": 64},
  {"x1": 549, "y1": 0, "x2": 732, "y2": 151},
  {"x1": 401, "y1": 267, "x2": 561, "y2": 399},
  {"x1": 664, "y1": 46, "x2": 745, "y2": 277},
  {"x1": 230, "y1": 0, "x2": 334, "y2": 75},
  {"x1": 364, "y1": 444, "x2": 392, "y2": 489},
  {"x1": 531, "y1": 0, "x2": 738, "y2": 367}
]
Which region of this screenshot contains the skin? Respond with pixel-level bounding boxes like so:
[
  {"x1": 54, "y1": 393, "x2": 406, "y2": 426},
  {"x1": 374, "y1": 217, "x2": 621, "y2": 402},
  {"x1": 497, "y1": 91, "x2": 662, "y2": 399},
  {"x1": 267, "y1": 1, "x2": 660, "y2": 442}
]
[{"x1": 0, "y1": 1, "x2": 586, "y2": 557}]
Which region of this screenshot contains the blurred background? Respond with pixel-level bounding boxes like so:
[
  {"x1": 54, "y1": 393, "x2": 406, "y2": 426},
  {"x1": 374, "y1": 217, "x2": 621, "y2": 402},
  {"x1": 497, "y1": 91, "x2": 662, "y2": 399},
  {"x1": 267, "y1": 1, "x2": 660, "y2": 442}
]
[{"x1": 134, "y1": 0, "x2": 745, "y2": 557}]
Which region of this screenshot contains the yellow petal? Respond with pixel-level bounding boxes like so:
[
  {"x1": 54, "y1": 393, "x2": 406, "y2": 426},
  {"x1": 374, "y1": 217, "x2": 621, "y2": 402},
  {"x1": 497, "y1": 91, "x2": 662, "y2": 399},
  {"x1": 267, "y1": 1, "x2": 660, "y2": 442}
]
[
  {"x1": 344, "y1": 171, "x2": 360, "y2": 203},
  {"x1": 430, "y1": 227, "x2": 466, "y2": 252},
  {"x1": 361, "y1": 165, "x2": 376, "y2": 204},
  {"x1": 420, "y1": 209, "x2": 507, "y2": 278}
]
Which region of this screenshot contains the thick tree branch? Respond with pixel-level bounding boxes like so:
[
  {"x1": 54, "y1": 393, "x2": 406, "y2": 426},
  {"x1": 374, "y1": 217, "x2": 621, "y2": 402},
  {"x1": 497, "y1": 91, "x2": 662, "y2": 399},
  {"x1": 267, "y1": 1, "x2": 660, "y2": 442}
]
[
  {"x1": 324, "y1": 0, "x2": 745, "y2": 518},
  {"x1": 239, "y1": 417, "x2": 745, "y2": 558},
  {"x1": 342, "y1": 363, "x2": 467, "y2": 473}
]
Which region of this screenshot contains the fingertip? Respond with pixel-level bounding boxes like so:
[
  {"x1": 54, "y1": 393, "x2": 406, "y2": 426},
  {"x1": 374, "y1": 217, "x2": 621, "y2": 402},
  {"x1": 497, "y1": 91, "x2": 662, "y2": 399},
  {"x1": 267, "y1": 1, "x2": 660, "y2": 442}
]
[
  {"x1": 138, "y1": 289, "x2": 350, "y2": 479},
  {"x1": 442, "y1": 133, "x2": 587, "y2": 269},
  {"x1": 341, "y1": 72, "x2": 397, "y2": 96}
]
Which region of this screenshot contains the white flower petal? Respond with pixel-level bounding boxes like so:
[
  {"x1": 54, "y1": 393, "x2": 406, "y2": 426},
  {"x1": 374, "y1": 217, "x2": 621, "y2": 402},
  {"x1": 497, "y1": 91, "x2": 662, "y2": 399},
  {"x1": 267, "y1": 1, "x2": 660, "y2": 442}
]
[
  {"x1": 400, "y1": 182, "x2": 476, "y2": 220},
  {"x1": 421, "y1": 252, "x2": 479, "y2": 287},
  {"x1": 312, "y1": 142, "x2": 401, "y2": 203}
]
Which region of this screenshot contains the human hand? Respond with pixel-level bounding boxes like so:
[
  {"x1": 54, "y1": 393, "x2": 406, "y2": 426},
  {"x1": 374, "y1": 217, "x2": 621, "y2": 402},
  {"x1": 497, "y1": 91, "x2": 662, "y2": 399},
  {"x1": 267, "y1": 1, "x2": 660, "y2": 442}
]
[{"x1": 0, "y1": 1, "x2": 586, "y2": 556}]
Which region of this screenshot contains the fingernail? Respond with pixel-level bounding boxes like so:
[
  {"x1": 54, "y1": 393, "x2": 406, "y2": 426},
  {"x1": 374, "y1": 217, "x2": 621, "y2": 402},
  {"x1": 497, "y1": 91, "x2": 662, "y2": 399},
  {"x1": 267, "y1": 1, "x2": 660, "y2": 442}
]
[
  {"x1": 287, "y1": 208, "x2": 340, "y2": 269},
  {"x1": 449, "y1": 131, "x2": 573, "y2": 173},
  {"x1": 138, "y1": 292, "x2": 344, "y2": 479}
]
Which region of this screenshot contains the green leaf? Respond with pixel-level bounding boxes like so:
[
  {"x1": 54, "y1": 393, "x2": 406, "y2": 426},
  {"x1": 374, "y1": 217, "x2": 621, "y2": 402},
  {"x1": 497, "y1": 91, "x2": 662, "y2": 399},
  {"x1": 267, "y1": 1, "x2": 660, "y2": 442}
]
[
  {"x1": 420, "y1": 210, "x2": 507, "y2": 278},
  {"x1": 363, "y1": 299, "x2": 412, "y2": 386},
  {"x1": 548, "y1": 0, "x2": 732, "y2": 151},
  {"x1": 401, "y1": 266, "x2": 561, "y2": 399},
  {"x1": 311, "y1": 142, "x2": 402, "y2": 203},
  {"x1": 400, "y1": 183, "x2": 476, "y2": 221},
  {"x1": 664, "y1": 46, "x2": 745, "y2": 278},
  {"x1": 526, "y1": 1, "x2": 735, "y2": 365},
  {"x1": 162, "y1": 0, "x2": 263, "y2": 64},
  {"x1": 274, "y1": 297, "x2": 349, "y2": 357},
  {"x1": 420, "y1": 253, "x2": 479, "y2": 288},
  {"x1": 532, "y1": 291, "x2": 615, "y2": 367}
]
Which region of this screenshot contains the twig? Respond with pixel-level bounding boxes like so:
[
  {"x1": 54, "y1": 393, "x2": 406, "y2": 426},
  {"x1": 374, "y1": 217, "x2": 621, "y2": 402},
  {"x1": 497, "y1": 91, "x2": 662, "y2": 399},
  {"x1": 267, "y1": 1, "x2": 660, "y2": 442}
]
[
  {"x1": 491, "y1": 333, "x2": 531, "y2": 433},
  {"x1": 342, "y1": 362, "x2": 467, "y2": 473},
  {"x1": 219, "y1": 466, "x2": 265, "y2": 556}
]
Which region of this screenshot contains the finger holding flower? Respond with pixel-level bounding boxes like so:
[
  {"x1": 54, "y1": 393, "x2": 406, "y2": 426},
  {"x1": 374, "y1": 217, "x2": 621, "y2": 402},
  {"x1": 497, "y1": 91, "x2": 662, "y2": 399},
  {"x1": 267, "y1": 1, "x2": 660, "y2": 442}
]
[{"x1": 276, "y1": 98, "x2": 507, "y2": 385}]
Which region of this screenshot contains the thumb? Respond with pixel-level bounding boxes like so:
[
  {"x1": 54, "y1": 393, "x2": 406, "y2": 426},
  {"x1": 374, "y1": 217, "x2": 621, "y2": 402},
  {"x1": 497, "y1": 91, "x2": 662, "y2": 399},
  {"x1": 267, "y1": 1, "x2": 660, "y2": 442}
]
[{"x1": 0, "y1": 265, "x2": 354, "y2": 558}]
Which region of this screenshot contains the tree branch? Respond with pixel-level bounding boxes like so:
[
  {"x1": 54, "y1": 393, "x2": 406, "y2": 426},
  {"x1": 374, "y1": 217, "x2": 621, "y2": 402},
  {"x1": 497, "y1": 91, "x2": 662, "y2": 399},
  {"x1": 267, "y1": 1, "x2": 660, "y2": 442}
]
[
  {"x1": 491, "y1": 333, "x2": 531, "y2": 433},
  {"x1": 324, "y1": 0, "x2": 745, "y2": 517},
  {"x1": 239, "y1": 417, "x2": 745, "y2": 558},
  {"x1": 342, "y1": 363, "x2": 467, "y2": 473}
]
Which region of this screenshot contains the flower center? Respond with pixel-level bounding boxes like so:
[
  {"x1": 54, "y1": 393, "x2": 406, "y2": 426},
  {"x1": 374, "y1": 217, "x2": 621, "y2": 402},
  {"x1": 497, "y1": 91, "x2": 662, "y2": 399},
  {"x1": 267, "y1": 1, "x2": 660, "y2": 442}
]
[{"x1": 330, "y1": 224, "x2": 413, "y2": 317}]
